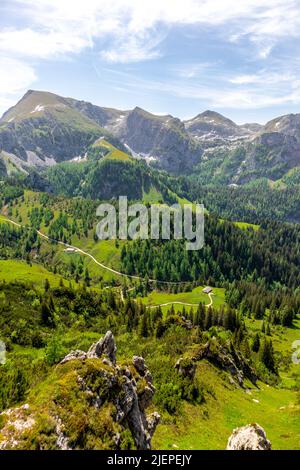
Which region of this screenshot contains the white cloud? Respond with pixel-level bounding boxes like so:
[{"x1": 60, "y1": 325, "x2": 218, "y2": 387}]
[
  {"x1": 100, "y1": 30, "x2": 164, "y2": 63},
  {"x1": 0, "y1": 57, "x2": 37, "y2": 115},
  {"x1": 172, "y1": 62, "x2": 219, "y2": 79},
  {"x1": 102, "y1": 67, "x2": 300, "y2": 110},
  {"x1": 0, "y1": 28, "x2": 90, "y2": 58},
  {"x1": 1, "y1": 0, "x2": 300, "y2": 114},
  {"x1": 229, "y1": 71, "x2": 294, "y2": 85},
  {"x1": 2, "y1": 0, "x2": 300, "y2": 63}
]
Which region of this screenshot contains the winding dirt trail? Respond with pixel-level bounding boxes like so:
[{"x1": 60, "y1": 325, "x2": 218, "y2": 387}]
[
  {"x1": 0, "y1": 216, "x2": 214, "y2": 308},
  {"x1": 146, "y1": 292, "x2": 214, "y2": 309}
]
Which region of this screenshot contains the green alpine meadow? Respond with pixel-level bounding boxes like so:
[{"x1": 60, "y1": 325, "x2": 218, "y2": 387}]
[{"x1": 0, "y1": 0, "x2": 300, "y2": 458}]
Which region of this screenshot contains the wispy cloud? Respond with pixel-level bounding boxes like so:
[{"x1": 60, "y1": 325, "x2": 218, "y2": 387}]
[
  {"x1": 2, "y1": 0, "x2": 300, "y2": 63},
  {"x1": 100, "y1": 66, "x2": 300, "y2": 111},
  {"x1": 0, "y1": 57, "x2": 37, "y2": 112},
  {"x1": 1, "y1": 0, "x2": 300, "y2": 116}
]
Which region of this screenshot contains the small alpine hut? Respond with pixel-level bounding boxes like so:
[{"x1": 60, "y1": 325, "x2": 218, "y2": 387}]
[
  {"x1": 202, "y1": 286, "x2": 212, "y2": 294},
  {"x1": 64, "y1": 247, "x2": 76, "y2": 254}
]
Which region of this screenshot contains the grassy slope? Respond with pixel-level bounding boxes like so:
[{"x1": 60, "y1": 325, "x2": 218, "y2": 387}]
[
  {"x1": 233, "y1": 221, "x2": 260, "y2": 231},
  {"x1": 153, "y1": 314, "x2": 300, "y2": 450},
  {"x1": 140, "y1": 286, "x2": 225, "y2": 313},
  {"x1": 0, "y1": 260, "x2": 66, "y2": 288},
  {"x1": 93, "y1": 139, "x2": 132, "y2": 162},
  {"x1": 219, "y1": 217, "x2": 260, "y2": 231},
  {"x1": 71, "y1": 234, "x2": 125, "y2": 282},
  {"x1": 0, "y1": 258, "x2": 299, "y2": 449},
  {"x1": 153, "y1": 360, "x2": 300, "y2": 450},
  {"x1": 3, "y1": 189, "x2": 196, "y2": 283},
  {"x1": 3, "y1": 190, "x2": 123, "y2": 283}
]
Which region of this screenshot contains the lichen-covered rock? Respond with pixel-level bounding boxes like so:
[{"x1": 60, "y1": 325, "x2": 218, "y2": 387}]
[
  {"x1": 0, "y1": 332, "x2": 159, "y2": 451},
  {"x1": 132, "y1": 356, "x2": 147, "y2": 375},
  {"x1": 175, "y1": 357, "x2": 196, "y2": 379},
  {"x1": 60, "y1": 330, "x2": 117, "y2": 366},
  {"x1": 0, "y1": 404, "x2": 35, "y2": 450},
  {"x1": 60, "y1": 349, "x2": 87, "y2": 364},
  {"x1": 87, "y1": 330, "x2": 117, "y2": 365},
  {"x1": 226, "y1": 424, "x2": 271, "y2": 450},
  {"x1": 196, "y1": 338, "x2": 257, "y2": 387}
]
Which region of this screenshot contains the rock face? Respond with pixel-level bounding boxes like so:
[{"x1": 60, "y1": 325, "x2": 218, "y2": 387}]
[
  {"x1": 60, "y1": 330, "x2": 117, "y2": 365},
  {"x1": 109, "y1": 107, "x2": 203, "y2": 174},
  {"x1": 88, "y1": 331, "x2": 117, "y2": 364},
  {"x1": 0, "y1": 90, "x2": 116, "y2": 172},
  {"x1": 1, "y1": 90, "x2": 300, "y2": 180},
  {"x1": 59, "y1": 332, "x2": 159, "y2": 449},
  {"x1": 184, "y1": 110, "x2": 251, "y2": 142},
  {"x1": 226, "y1": 424, "x2": 272, "y2": 450},
  {"x1": 174, "y1": 357, "x2": 196, "y2": 379},
  {"x1": 233, "y1": 131, "x2": 300, "y2": 184},
  {"x1": 0, "y1": 332, "x2": 160, "y2": 450},
  {"x1": 196, "y1": 338, "x2": 257, "y2": 387},
  {"x1": 0, "y1": 404, "x2": 35, "y2": 450},
  {"x1": 119, "y1": 355, "x2": 159, "y2": 449}
]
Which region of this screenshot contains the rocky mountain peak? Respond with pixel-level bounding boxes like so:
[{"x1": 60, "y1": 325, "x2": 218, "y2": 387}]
[
  {"x1": 184, "y1": 109, "x2": 246, "y2": 141},
  {"x1": 192, "y1": 109, "x2": 237, "y2": 126},
  {"x1": 1, "y1": 90, "x2": 299, "y2": 180},
  {"x1": 0, "y1": 90, "x2": 68, "y2": 123},
  {"x1": 264, "y1": 113, "x2": 300, "y2": 140}
]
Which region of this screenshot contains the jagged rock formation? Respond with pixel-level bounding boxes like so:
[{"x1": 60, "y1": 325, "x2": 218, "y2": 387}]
[
  {"x1": 60, "y1": 331, "x2": 117, "y2": 365},
  {"x1": 105, "y1": 106, "x2": 203, "y2": 174},
  {"x1": 0, "y1": 331, "x2": 160, "y2": 450},
  {"x1": 226, "y1": 424, "x2": 272, "y2": 450},
  {"x1": 174, "y1": 357, "x2": 196, "y2": 379},
  {"x1": 184, "y1": 110, "x2": 253, "y2": 142},
  {"x1": 88, "y1": 331, "x2": 117, "y2": 364},
  {"x1": 1, "y1": 89, "x2": 299, "y2": 181},
  {"x1": 195, "y1": 338, "x2": 257, "y2": 387}
]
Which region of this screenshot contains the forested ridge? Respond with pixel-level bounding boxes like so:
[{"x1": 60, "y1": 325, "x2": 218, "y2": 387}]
[{"x1": 121, "y1": 217, "x2": 300, "y2": 288}]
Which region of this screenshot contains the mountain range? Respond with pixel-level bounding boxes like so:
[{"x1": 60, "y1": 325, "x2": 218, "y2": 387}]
[{"x1": 0, "y1": 89, "x2": 300, "y2": 183}]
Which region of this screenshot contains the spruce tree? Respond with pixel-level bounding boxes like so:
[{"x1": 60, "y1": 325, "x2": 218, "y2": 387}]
[{"x1": 252, "y1": 333, "x2": 260, "y2": 352}]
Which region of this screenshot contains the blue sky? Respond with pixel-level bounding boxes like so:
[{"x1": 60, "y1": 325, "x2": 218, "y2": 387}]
[{"x1": 1, "y1": 0, "x2": 300, "y2": 123}]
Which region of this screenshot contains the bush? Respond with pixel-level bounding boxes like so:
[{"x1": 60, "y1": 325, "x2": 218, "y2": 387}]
[{"x1": 45, "y1": 335, "x2": 67, "y2": 365}]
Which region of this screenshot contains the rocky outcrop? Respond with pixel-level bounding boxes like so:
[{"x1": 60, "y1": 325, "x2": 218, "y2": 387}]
[
  {"x1": 0, "y1": 332, "x2": 159, "y2": 450},
  {"x1": 195, "y1": 338, "x2": 257, "y2": 387},
  {"x1": 60, "y1": 333, "x2": 159, "y2": 449},
  {"x1": 174, "y1": 357, "x2": 196, "y2": 379},
  {"x1": 107, "y1": 106, "x2": 203, "y2": 174},
  {"x1": 0, "y1": 404, "x2": 35, "y2": 450},
  {"x1": 117, "y1": 357, "x2": 159, "y2": 449},
  {"x1": 88, "y1": 331, "x2": 117, "y2": 364},
  {"x1": 226, "y1": 423, "x2": 271, "y2": 450},
  {"x1": 60, "y1": 330, "x2": 117, "y2": 365}
]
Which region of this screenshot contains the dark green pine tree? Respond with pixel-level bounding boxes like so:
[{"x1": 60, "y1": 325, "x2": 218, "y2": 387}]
[
  {"x1": 204, "y1": 306, "x2": 213, "y2": 330},
  {"x1": 41, "y1": 299, "x2": 55, "y2": 327},
  {"x1": 155, "y1": 319, "x2": 165, "y2": 338},
  {"x1": 252, "y1": 333, "x2": 260, "y2": 352},
  {"x1": 44, "y1": 278, "x2": 50, "y2": 292},
  {"x1": 139, "y1": 312, "x2": 149, "y2": 337},
  {"x1": 260, "y1": 339, "x2": 276, "y2": 373}
]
